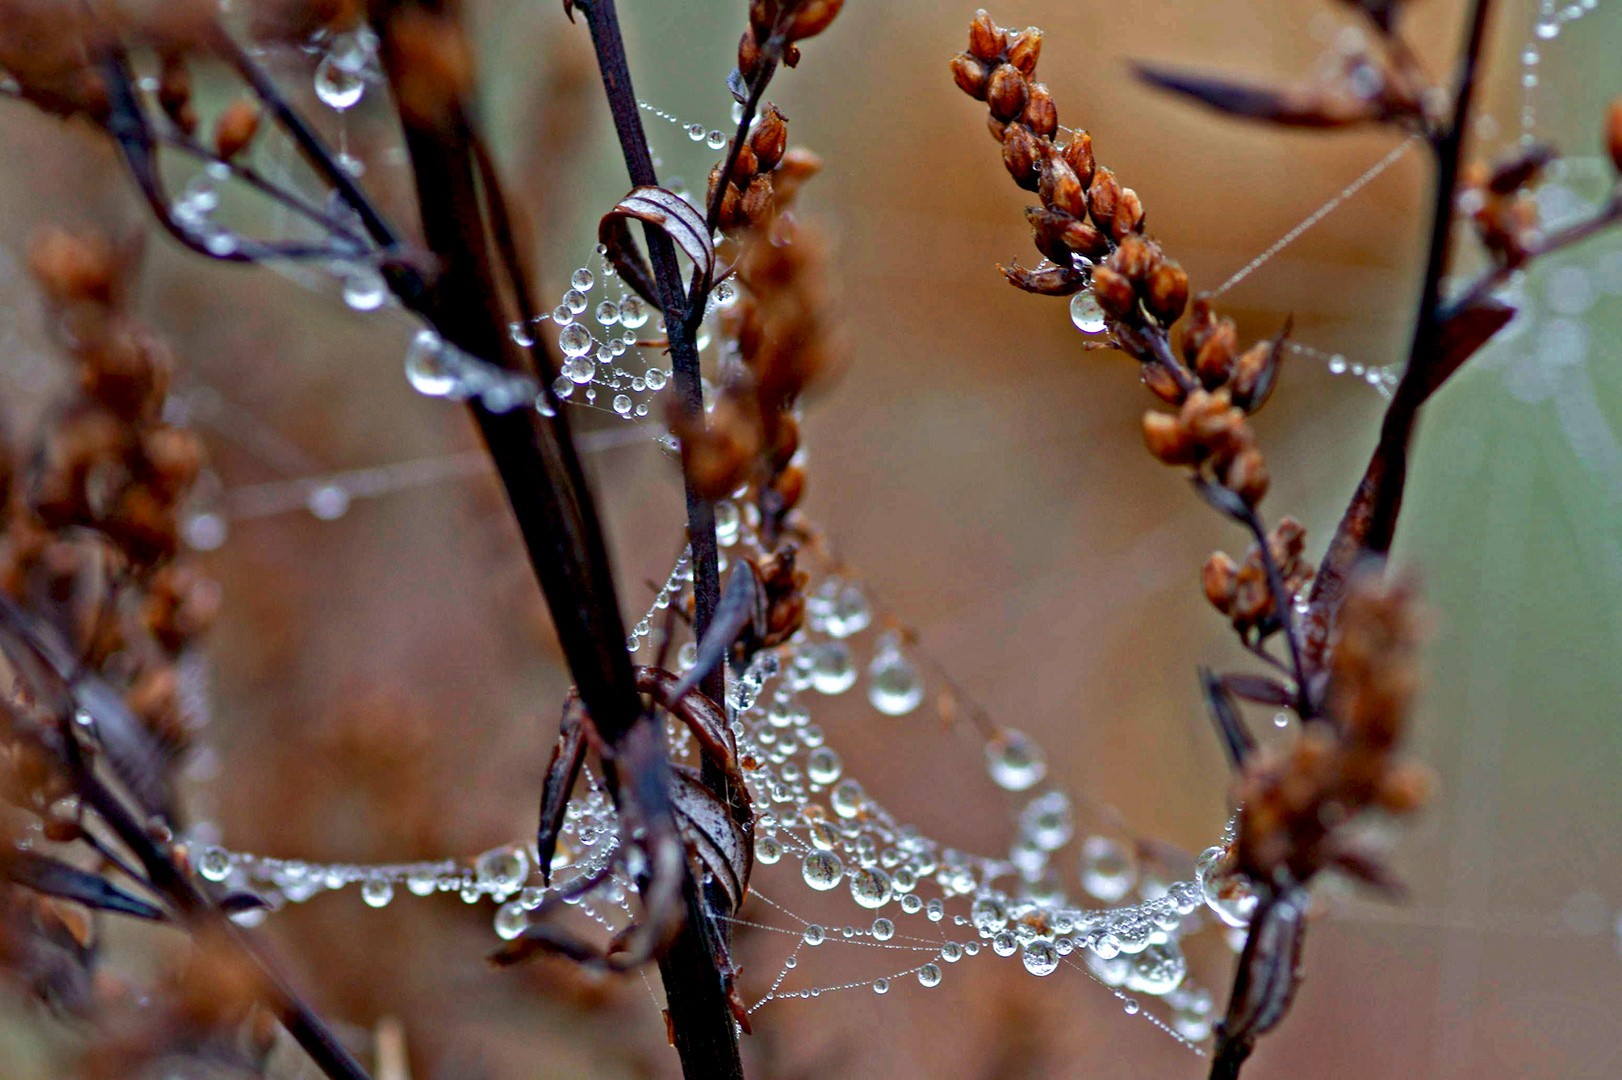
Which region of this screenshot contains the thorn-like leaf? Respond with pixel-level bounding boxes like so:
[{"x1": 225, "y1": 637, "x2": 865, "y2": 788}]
[
  {"x1": 1201, "y1": 667, "x2": 1256, "y2": 770},
  {"x1": 2, "y1": 851, "x2": 166, "y2": 920},
  {"x1": 1133, "y1": 62, "x2": 1371, "y2": 128},
  {"x1": 1221, "y1": 673, "x2": 1295, "y2": 707}
]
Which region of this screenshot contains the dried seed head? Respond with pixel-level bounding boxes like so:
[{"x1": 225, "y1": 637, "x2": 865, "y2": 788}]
[
  {"x1": 1061, "y1": 129, "x2": 1095, "y2": 189},
  {"x1": 1111, "y1": 187, "x2": 1145, "y2": 240},
  {"x1": 749, "y1": 104, "x2": 788, "y2": 171},
  {"x1": 986, "y1": 64, "x2": 1028, "y2": 122},
  {"x1": 1039, "y1": 156, "x2": 1086, "y2": 218},
  {"x1": 951, "y1": 53, "x2": 990, "y2": 100},
  {"x1": 1225, "y1": 446, "x2": 1269, "y2": 506},
  {"x1": 738, "y1": 26, "x2": 763, "y2": 78},
  {"x1": 1087, "y1": 166, "x2": 1121, "y2": 231},
  {"x1": 1089, "y1": 265, "x2": 1137, "y2": 321},
  {"x1": 1608, "y1": 97, "x2": 1622, "y2": 174},
  {"x1": 1141, "y1": 360, "x2": 1186, "y2": 404},
  {"x1": 771, "y1": 462, "x2": 806, "y2": 511},
  {"x1": 1202, "y1": 551, "x2": 1239, "y2": 613},
  {"x1": 1001, "y1": 123, "x2": 1043, "y2": 192},
  {"x1": 782, "y1": 0, "x2": 845, "y2": 42},
  {"x1": 1181, "y1": 296, "x2": 1217, "y2": 366},
  {"x1": 1144, "y1": 259, "x2": 1189, "y2": 325},
  {"x1": 731, "y1": 142, "x2": 760, "y2": 183},
  {"x1": 741, "y1": 174, "x2": 775, "y2": 224},
  {"x1": 212, "y1": 99, "x2": 261, "y2": 161},
  {"x1": 29, "y1": 229, "x2": 116, "y2": 307},
  {"x1": 1026, "y1": 209, "x2": 1075, "y2": 265},
  {"x1": 719, "y1": 181, "x2": 744, "y2": 228},
  {"x1": 967, "y1": 10, "x2": 1006, "y2": 63},
  {"x1": 1194, "y1": 317, "x2": 1239, "y2": 389},
  {"x1": 1229, "y1": 338, "x2": 1283, "y2": 412},
  {"x1": 1375, "y1": 762, "x2": 1433, "y2": 814},
  {"x1": 1006, "y1": 27, "x2": 1043, "y2": 76},
  {"x1": 1142, "y1": 410, "x2": 1198, "y2": 465},
  {"x1": 1021, "y1": 82, "x2": 1058, "y2": 140},
  {"x1": 1061, "y1": 217, "x2": 1110, "y2": 261},
  {"x1": 1107, "y1": 233, "x2": 1153, "y2": 283}
]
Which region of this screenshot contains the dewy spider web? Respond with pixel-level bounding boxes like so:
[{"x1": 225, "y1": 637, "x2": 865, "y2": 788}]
[{"x1": 5, "y1": 8, "x2": 1619, "y2": 1066}]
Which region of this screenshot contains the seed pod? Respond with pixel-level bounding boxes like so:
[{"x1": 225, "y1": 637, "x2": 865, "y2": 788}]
[
  {"x1": 1006, "y1": 27, "x2": 1042, "y2": 76},
  {"x1": 1142, "y1": 410, "x2": 1196, "y2": 465},
  {"x1": 967, "y1": 10, "x2": 1006, "y2": 63},
  {"x1": 1375, "y1": 762, "x2": 1433, "y2": 814},
  {"x1": 1111, "y1": 187, "x2": 1145, "y2": 239},
  {"x1": 986, "y1": 63, "x2": 1028, "y2": 122},
  {"x1": 1232, "y1": 561, "x2": 1271, "y2": 624},
  {"x1": 730, "y1": 142, "x2": 759, "y2": 184},
  {"x1": 749, "y1": 104, "x2": 788, "y2": 171},
  {"x1": 1062, "y1": 129, "x2": 1095, "y2": 189},
  {"x1": 951, "y1": 53, "x2": 990, "y2": 99},
  {"x1": 1039, "y1": 156, "x2": 1086, "y2": 218},
  {"x1": 28, "y1": 229, "x2": 116, "y2": 306},
  {"x1": 770, "y1": 413, "x2": 801, "y2": 471},
  {"x1": 1229, "y1": 339, "x2": 1282, "y2": 412},
  {"x1": 1061, "y1": 217, "x2": 1110, "y2": 260},
  {"x1": 772, "y1": 462, "x2": 806, "y2": 511},
  {"x1": 783, "y1": 0, "x2": 844, "y2": 42},
  {"x1": 213, "y1": 99, "x2": 260, "y2": 160},
  {"x1": 1145, "y1": 259, "x2": 1189, "y2": 324},
  {"x1": 1108, "y1": 233, "x2": 1153, "y2": 283},
  {"x1": 1179, "y1": 388, "x2": 1236, "y2": 444},
  {"x1": 987, "y1": 115, "x2": 1010, "y2": 143},
  {"x1": 1202, "y1": 551, "x2": 1239, "y2": 613},
  {"x1": 1021, "y1": 82, "x2": 1058, "y2": 140},
  {"x1": 1088, "y1": 166, "x2": 1121, "y2": 232},
  {"x1": 719, "y1": 181, "x2": 744, "y2": 229},
  {"x1": 1141, "y1": 360, "x2": 1186, "y2": 405},
  {"x1": 782, "y1": 42, "x2": 801, "y2": 67},
  {"x1": 1608, "y1": 97, "x2": 1622, "y2": 174},
  {"x1": 1002, "y1": 123, "x2": 1043, "y2": 191},
  {"x1": 1226, "y1": 446, "x2": 1269, "y2": 506},
  {"x1": 741, "y1": 173, "x2": 775, "y2": 224},
  {"x1": 1090, "y1": 265, "x2": 1137, "y2": 321},
  {"x1": 1026, "y1": 208, "x2": 1075, "y2": 265},
  {"x1": 738, "y1": 26, "x2": 764, "y2": 78},
  {"x1": 1181, "y1": 296, "x2": 1217, "y2": 365},
  {"x1": 1194, "y1": 317, "x2": 1239, "y2": 389}
]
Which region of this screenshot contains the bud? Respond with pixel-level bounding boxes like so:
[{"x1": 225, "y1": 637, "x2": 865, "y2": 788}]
[
  {"x1": 1001, "y1": 123, "x2": 1043, "y2": 191},
  {"x1": 1608, "y1": 97, "x2": 1622, "y2": 174},
  {"x1": 1141, "y1": 360, "x2": 1186, "y2": 405},
  {"x1": 1061, "y1": 129, "x2": 1095, "y2": 189},
  {"x1": 213, "y1": 99, "x2": 260, "y2": 160},
  {"x1": 967, "y1": 10, "x2": 1006, "y2": 63},
  {"x1": 1006, "y1": 27, "x2": 1043, "y2": 76},
  {"x1": 1107, "y1": 233, "x2": 1152, "y2": 283},
  {"x1": 1144, "y1": 259, "x2": 1189, "y2": 324},
  {"x1": 1202, "y1": 551, "x2": 1238, "y2": 613},
  {"x1": 719, "y1": 181, "x2": 743, "y2": 228},
  {"x1": 951, "y1": 53, "x2": 990, "y2": 100},
  {"x1": 1194, "y1": 317, "x2": 1238, "y2": 389},
  {"x1": 1179, "y1": 388, "x2": 1238, "y2": 445},
  {"x1": 770, "y1": 413, "x2": 801, "y2": 470},
  {"x1": 1039, "y1": 156, "x2": 1086, "y2": 218},
  {"x1": 783, "y1": 0, "x2": 845, "y2": 42},
  {"x1": 986, "y1": 64, "x2": 1028, "y2": 122},
  {"x1": 1181, "y1": 296, "x2": 1217, "y2": 366},
  {"x1": 738, "y1": 27, "x2": 762, "y2": 79},
  {"x1": 749, "y1": 104, "x2": 788, "y2": 171},
  {"x1": 1226, "y1": 446, "x2": 1269, "y2": 506},
  {"x1": 1090, "y1": 265, "x2": 1137, "y2": 321},
  {"x1": 987, "y1": 115, "x2": 1010, "y2": 143},
  {"x1": 1087, "y1": 166, "x2": 1121, "y2": 231},
  {"x1": 741, "y1": 173, "x2": 775, "y2": 224},
  {"x1": 1026, "y1": 208, "x2": 1075, "y2": 265},
  {"x1": 1229, "y1": 339, "x2": 1281, "y2": 412},
  {"x1": 772, "y1": 462, "x2": 806, "y2": 511},
  {"x1": 1021, "y1": 82, "x2": 1058, "y2": 140},
  {"x1": 731, "y1": 142, "x2": 759, "y2": 183},
  {"x1": 1232, "y1": 561, "x2": 1271, "y2": 624},
  {"x1": 1142, "y1": 410, "x2": 1195, "y2": 465},
  {"x1": 1061, "y1": 217, "x2": 1110, "y2": 260},
  {"x1": 1111, "y1": 187, "x2": 1145, "y2": 239},
  {"x1": 1375, "y1": 762, "x2": 1434, "y2": 814}
]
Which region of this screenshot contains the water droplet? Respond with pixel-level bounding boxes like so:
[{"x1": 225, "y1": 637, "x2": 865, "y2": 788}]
[
  {"x1": 196, "y1": 846, "x2": 232, "y2": 882},
  {"x1": 867, "y1": 636, "x2": 923, "y2": 716},
  {"x1": 405, "y1": 330, "x2": 458, "y2": 397},
  {"x1": 801, "y1": 850, "x2": 845, "y2": 891},
  {"x1": 1536, "y1": 19, "x2": 1559, "y2": 38},
  {"x1": 802, "y1": 923, "x2": 826, "y2": 946},
  {"x1": 806, "y1": 747, "x2": 842, "y2": 785},
  {"x1": 1080, "y1": 835, "x2": 1135, "y2": 902},
  {"x1": 571, "y1": 268, "x2": 595, "y2": 291},
  {"x1": 184, "y1": 512, "x2": 227, "y2": 551},
  {"x1": 618, "y1": 295, "x2": 649, "y2": 329},
  {"x1": 553, "y1": 304, "x2": 574, "y2": 325},
  {"x1": 1196, "y1": 845, "x2": 1256, "y2": 928},
  {"x1": 306, "y1": 484, "x2": 350, "y2": 521},
  {"x1": 1019, "y1": 790, "x2": 1073, "y2": 852},
  {"x1": 917, "y1": 964, "x2": 942, "y2": 988},
  {"x1": 755, "y1": 835, "x2": 783, "y2": 864},
  {"x1": 704, "y1": 129, "x2": 727, "y2": 150},
  {"x1": 644, "y1": 366, "x2": 668, "y2": 390},
  {"x1": 361, "y1": 878, "x2": 394, "y2": 908},
  {"x1": 494, "y1": 900, "x2": 528, "y2": 940},
  {"x1": 686, "y1": 123, "x2": 706, "y2": 141},
  {"x1": 1124, "y1": 941, "x2": 1186, "y2": 995},
  {"x1": 342, "y1": 266, "x2": 387, "y2": 311},
  {"x1": 849, "y1": 867, "x2": 893, "y2": 909},
  {"x1": 872, "y1": 978, "x2": 889, "y2": 994},
  {"x1": 971, "y1": 897, "x2": 1008, "y2": 934},
  {"x1": 406, "y1": 873, "x2": 437, "y2": 897},
  {"x1": 823, "y1": 583, "x2": 871, "y2": 638},
  {"x1": 562, "y1": 289, "x2": 588, "y2": 314},
  {"x1": 1122, "y1": 998, "x2": 1140, "y2": 1016},
  {"x1": 985, "y1": 729, "x2": 1046, "y2": 791},
  {"x1": 613, "y1": 393, "x2": 633, "y2": 416},
  {"x1": 809, "y1": 641, "x2": 857, "y2": 695},
  {"x1": 829, "y1": 778, "x2": 865, "y2": 819},
  {"x1": 1070, "y1": 290, "x2": 1107, "y2": 333},
  {"x1": 595, "y1": 300, "x2": 621, "y2": 326},
  {"x1": 1022, "y1": 939, "x2": 1059, "y2": 976},
  {"x1": 475, "y1": 845, "x2": 529, "y2": 897},
  {"x1": 556, "y1": 324, "x2": 594, "y2": 362},
  {"x1": 926, "y1": 898, "x2": 945, "y2": 922},
  {"x1": 871, "y1": 917, "x2": 895, "y2": 941},
  {"x1": 314, "y1": 55, "x2": 364, "y2": 110}
]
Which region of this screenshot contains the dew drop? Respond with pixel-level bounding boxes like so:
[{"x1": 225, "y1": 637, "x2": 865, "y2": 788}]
[
  {"x1": 595, "y1": 300, "x2": 620, "y2": 326},
  {"x1": 644, "y1": 366, "x2": 668, "y2": 390},
  {"x1": 494, "y1": 900, "x2": 528, "y2": 940},
  {"x1": 1019, "y1": 790, "x2": 1074, "y2": 852},
  {"x1": 802, "y1": 923, "x2": 826, "y2": 946},
  {"x1": 196, "y1": 846, "x2": 232, "y2": 882},
  {"x1": 985, "y1": 729, "x2": 1046, "y2": 791},
  {"x1": 613, "y1": 393, "x2": 633, "y2": 416},
  {"x1": 1123, "y1": 998, "x2": 1140, "y2": 1016},
  {"x1": 755, "y1": 835, "x2": 783, "y2": 864},
  {"x1": 801, "y1": 850, "x2": 845, "y2": 891},
  {"x1": 940, "y1": 942, "x2": 963, "y2": 963},
  {"x1": 404, "y1": 330, "x2": 457, "y2": 397},
  {"x1": 867, "y1": 636, "x2": 923, "y2": 716},
  {"x1": 314, "y1": 55, "x2": 364, "y2": 110},
  {"x1": 808, "y1": 641, "x2": 857, "y2": 695},
  {"x1": 1022, "y1": 939, "x2": 1059, "y2": 977},
  {"x1": 871, "y1": 917, "x2": 895, "y2": 941},
  {"x1": 571, "y1": 268, "x2": 595, "y2": 291},
  {"x1": 306, "y1": 484, "x2": 350, "y2": 521},
  {"x1": 686, "y1": 123, "x2": 706, "y2": 141},
  {"x1": 806, "y1": 747, "x2": 842, "y2": 785},
  {"x1": 1070, "y1": 290, "x2": 1107, "y2": 333},
  {"x1": 342, "y1": 266, "x2": 387, "y2": 311},
  {"x1": 1080, "y1": 835, "x2": 1136, "y2": 902},
  {"x1": 849, "y1": 867, "x2": 893, "y2": 910},
  {"x1": 1124, "y1": 941, "x2": 1186, "y2": 995},
  {"x1": 917, "y1": 964, "x2": 942, "y2": 988},
  {"x1": 361, "y1": 878, "x2": 394, "y2": 908},
  {"x1": 475, "y1": 845, "x2": 529, "y2": 897},
  {"x1": 872, "y1": 978, "x2": 890, "y2": 994},
  {"x1": 829, "y1": 778, "x2": 864, "y2": 819},
  {"x1": 618, "y1": 295, "x2": 650, "y2": 329}
]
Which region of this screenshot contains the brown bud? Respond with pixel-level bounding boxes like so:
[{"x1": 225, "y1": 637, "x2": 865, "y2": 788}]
[
  {"x1": 1141, "y1": 361, "x2": 1186, "y2": 405},
  {"x1": 1002, "y1": 123, "x2": 1043, "y2": 192},
  {"x1": 1179, "y1": 388, "x2": 1238, "y2": 445},
  {"x1": 987, "y1": 115, "x2": 1010, "y2": 143},
  {"x1": 1142, "y1": 410, "x2": 1196, "y2": 465},
  {"x1": 719, "y1": 181, "x2": 743, "y2": 228},
  {"x1": 783, "y1": 42, "x2": 802, "y2": 68},
  {"x1": 28, "y1": 228, "x2": 116, "y2": 306},
  {"x1": 141, "y1": 425, "x2": 203, "y2": 498},
  {"x1": 1608, "y1": 98, "x2": 1622, "y2": 174},
  {"x1": 1202, "y1": 551, "x2": 1238, "y2": 613},
  {"x1": 967, "y1": 10, "x2": 1006, "y2": 63},
  {"x1": 1039, "y1": 156, "x2": 1086, "y2": 218},
  {"x1": 738, "y1": 27, "x2": 762, "y2": 78},
  {"x1": 1061, "y1": 218, "x2": 1110, "y2": 261},
  {"x1": 1181, "y1": 296, "x2": 1217, "y2": 366},
  {"x1": 1376, "y1": 762, "x2": 1434, "y2": 814},
  {"x1": 1226, "y1": 446, "x2": 1269, "y2": 506},
  {"x1": 1111, "y1": 187, "x2": 1145, "y2": 239},
  {"x1": 783, "y1": 0, "x2": 844, "y2": 42},
  {"x1": 986, "y1": 64, "x2": 1028, "y2": 122},
  {"x1": 772, "y1": 147, "x2": 822, "y2": 206},
  {"x1": 1229, "y1": 339, "x2": 1281, "y2": 412},
  {"x1": 1006, "y1": 28, "x2": 1042, "y2": 76},
  {"x1": 1144, "y1": 259, "x2": 1189, "y2": 324},
  {"x1": 951, "y1": 53, "x2": 990, "y2": 100},
  {"x1": 749, "y1": 104, "x2": 788, "y2": 171},
  {"x1": 1107, "y1": 233, "x2": 1153, "y2": 283},
  {"x1": 1090, "y1": 265, "x2": 1137, "y2": 321},
  {"x1": 1194, "y1": 317, "x2": 1238, "y2": 388},
  {"x1": 213, "y1": 99, "x2": 260, "y2": 161},
  {"x1": 1232, "y1": 561, "x2": 1271, "y2": 624},
  {"x1": 1026, "y1": 208, "x2": 1075, "y2": 265},
  {"x1": 731, "y1": 142, "x2": 760, "y2": 184},
  {"x1": 1088, "y1": 166, "x2": 1121, "y2": 231},
  {"x1": 1061, "y1": 129, "x2": 1095, "y2": 189},
  {"x1": 769, "y1": 413, "x2": 801, "y2": 471},
  {"x1": 159, "y1": 54, "x2": 195, "y2": 134},
  {"x1": 771, "y1": 462, "x2": 806, "y2": 511},
  {"x1": 741, "y1": 173, "x2": 775, "y2": 224},
  {"x1": 1021, "y1": 82, "x2": 1058, "y2": 140}
]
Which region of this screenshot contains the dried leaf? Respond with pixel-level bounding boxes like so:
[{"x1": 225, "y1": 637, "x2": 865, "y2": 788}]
[
  {"x1": 669, "y1": 764, "x2": 752, "y2": 914},
  {"x1": 1133, "y1": 62, "x2": 1373, "y2": 128},
  {"x1": 666, "y1": 565, "x2": 761, "y2": 705},
  {"x1": 998, "y1": 260, "x2": 1084, "y2": 296},
  {"x1": 1221, "y1": 673, "x2": 1295, "y2": 707},
  {"x1": 1424, "y1": 298, "x2": 1515, "y2": 399},
  {"x1": 1214, "y1": 886, "x2": 1309, "y2": 1070},
  {"x1": 2, "y1": 851, "x2": 166, "y2": 920},
  {"x1": 536, "y1": 697, "x2": 590, "y2": 885},
  {"x1": 1200, "y1": 667, "x2": 1255, "y2": 770},
  {"x1": 599, "y1": 186, "x2": 717, "y2": 312}
]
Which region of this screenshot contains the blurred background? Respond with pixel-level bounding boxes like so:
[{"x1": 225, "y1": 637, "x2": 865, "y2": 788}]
[{"x1": 1, "y1": 0, "x2": 1620, "y2": 1076}]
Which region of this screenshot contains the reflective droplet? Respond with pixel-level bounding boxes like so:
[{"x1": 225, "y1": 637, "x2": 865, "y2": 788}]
[
  {"x1": 643, "y1": 366, "x2": 668, "y2": 390},
  {"x1": 824, "y1": 583, "x2": 871, "y2": 637},
  {"x1": 619, "y1": 295, "x2": 649, "y2": 329},
  {"x1": 494, "y1": 900, "x2": 528, "y2": 940},
  {"x1": 872, "y1": 978, "x2": 890, "y2": 994},
  {"x1": 849, "y1": 867, "x2": 893, "y2": 909},
  {"x1": 801, "y1": 850, "x2": 845, "y2": 891},
  {"x1": 1019, "y1": 790, "x2": 1073, "y2": 852},
  {"x1": 871, "y1": 917, "x2": 895, "y2": 941},
  {"x1": 829, "y1": 778, "x2": 864, "y2": 819},
  {"x1": 806, "y1": 747, "x2": 842, "y2": 785},
  {"x1": 475, "y1": 845, "x2": 529, "y2": 897},
  {"x1": 1123, "y1": 998, "x2": 1140, "y2": 1016},
  {"x1": 705, "y1": 129, "x2": 727, "y2": 150},
  {"x1": 1196, "y1": 845, "x2": 1256, "y2": 928},
  {"x1": 802, "y1": 923, "x2": 826, "y2": 946},
  {"x1": 342, "y1": 266, "x2": 387, "y2": 311},
  {"x1": 1022, "y1": 939, "x2": 1059, "y2": 976},
  {"x1": 361, "y1": 878, "x2": 393, "y2": 908},
  {"x1": 306, "y1": 484, "x2": 350, "y2": 521},
  {"x1": 406, "y1": 873, "x2": 437, "y2": 897},
  {"x1": 1080, "y1": 835, "x2": 1135, "y2": 902},
  {"x1": 613, "y1": 393, "x2": 633, "y2": 416},
  {"x1": 314, "y1": 55, "x2": 364, "y2": 110},
  {"x1": 571, "y1": 268, "x2": 595, "y2": 291},
  {"x1": 985, "y1": 729, "x2": 1046, "y2": 791},
  {"x1": 1070, "y1": 290, "x2": 1107, "y2": 333},
  {"x1": 404, "y1": 330, "x2": 457, "y2": 397},
  {"x1": 917, "y1": 964, "x2": 942, "y2": 988},
  {"x1": 196, "y1": 846, "x2": 232, "y2": 882},
  {"x1": 867, "y1": 636, "x2": 923, "y2": 716},
  {"x1": 595, "y1": 300, "x2": 620, "y2": 325},
  {"x1": 686, "y1": 123, "x2": 706, "y2": 141},
  {"x1": 971, "y1": 896, "x2": 1008, "y2": 934},
  {"x1": 559, "y1": 323, "x2": 593, "y2": 358},
  {"x1": 755, "y1": 835, "x2": 783, "y2": 865},
  {"x1": 809, "y1": 641, "x2": 857, "y2": 695},
  {"x1": 1124, "y1": 941, "x2": 1186, "y2": 995}
]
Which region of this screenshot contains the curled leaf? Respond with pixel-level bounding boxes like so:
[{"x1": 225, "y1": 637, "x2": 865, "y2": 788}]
[{"x1": 599, "y1": 186, "x2": 717, "y2": 311}]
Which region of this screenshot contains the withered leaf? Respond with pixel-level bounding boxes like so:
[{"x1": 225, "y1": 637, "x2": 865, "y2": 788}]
[
  {"x1": 2, "y1": 851, "x2": 166, "y2": 920},
  {"x1": 1200, "y1": 667, "x2": 1255, "y2": 771},
  {"x1": 669, "y1": 763, "x2": 752, "y2": 914},
  {"x1": 599, "y1": 186, "x2": 717, "y2": 312},
  {"x1": 1220, "y1": 672, "x2": 1295, "y2": 707},
  {"x1": 536, "y1": 696, "x2": 590, "y2": 885},
  {"x1": 999, "y1": 260, "x2": 1084, "y2": 296},
  {"x1": 1424, "y1": 298, "x2": 1515, "y2": 400},
  {"x1": 1214, "y1": 886, "x2": 1309, "y2": 1069},
  {"x1": 1133, "y1": 62, "x2": 1373, "y2": 128}
]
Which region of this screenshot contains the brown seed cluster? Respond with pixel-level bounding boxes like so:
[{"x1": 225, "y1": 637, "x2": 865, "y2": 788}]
[
  {"x1": 1459, "y1": 146, "x2": 1555, "y2": 271},
  {"x1": 1203, "y1": 518, "x2": 1312, "y2": 633},
  {"x1": 737, "y1": 0, "x2": 845, "y2": 80},
  {"x1": 706, "y1": 105, "x2": 822, "y2": 232},
  {"x1": 1234, "y1": 571, "x2": 1433, "y2": 884}
]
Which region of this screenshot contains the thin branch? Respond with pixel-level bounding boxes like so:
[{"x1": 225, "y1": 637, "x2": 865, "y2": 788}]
[{"x1": 1239, "y1": 505, "x2": 1312, "y2": 717}]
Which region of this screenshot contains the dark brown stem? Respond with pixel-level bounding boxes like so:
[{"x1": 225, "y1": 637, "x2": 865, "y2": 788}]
[
  {"x1": 703, "y1": 56, "x2": 779, "y2": 236},
  {"x1": 1238, "y1": 505, "x2": 1312, "y2": 717}
]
